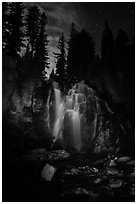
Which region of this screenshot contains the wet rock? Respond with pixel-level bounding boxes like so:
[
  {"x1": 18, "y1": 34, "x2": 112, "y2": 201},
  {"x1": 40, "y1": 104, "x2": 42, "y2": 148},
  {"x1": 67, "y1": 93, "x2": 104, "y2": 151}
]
[
  {"x1": 109, "y1": 160, "x2": 116, "y2": 167},
  {"x1": 70, "y1": 168, "x2": 80, "y2": 175},
  {"x1": 64, "y1": 166, "x2": 98, "y2": 177},
  {"x1": 127, "y1": 172, "x2": 135, "y2": 182},
  {"x1": 126, "y1": 160, "x2": 135, "y2": 166},
  {"x1": 106, "y1": 167, "x2": 118, "y2": 175},
  {"x1": 109, "y1": 179, "x2": 123, "y2": 188},
  {"x1": 20, "y1": 153, "x2": 47, "y2": 165},
  {"x1": 77, "y1": 166, "x2": 99, "y2": 175},
  {"x1": 30, "y1": 148, "x2": 47, "y2": 154},
  {"x1": 61, "y1": 187, "x2": 88, "y2": 197},
  {"x1": 22, "y1": 150, "x2": 70, "y2": 165},
  {"x1": 92, "y1": 158, "x2": 107, "y2": 165},
  {"x1": 63, "y1": 168, "x2": 81, "y2": 176},
  {"x1": 118, "y1": 171, "x2": 124, "y2": 177},
  {"x1": 93, "y1": 178, "x2": 102, "y2": 184},
  {"x1": 117, "y1": 156, "x2": 131, "y2": 163},
  {"x1": 41, "y1": 163, "x2": 56, "y2": 181},
  {"x1": 91, "y1": 167, "x2": 99, "y2": 173},
  {"x1": 74, "y1": 188, "x2": 89, "y2": 195},
  {"x1": 129, "y1": 184, "x2": 135, "y2": 196},
  {"x1": 61, "y1": 187, "x2": 99, "y2": 199},
  {"x1": 46, "y1": 150, "x2": 70, "y2": 161}
]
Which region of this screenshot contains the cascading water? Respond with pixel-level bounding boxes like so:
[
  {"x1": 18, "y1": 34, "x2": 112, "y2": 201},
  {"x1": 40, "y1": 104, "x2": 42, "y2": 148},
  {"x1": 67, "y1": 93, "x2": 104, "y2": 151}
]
[
  {"x1": 72, "y1": 108, "x2": 81, "y2": 151},
  {"x1": 47, "y1": 81, "x2": 116, "y2": 153},
  {"x1": 52, "y1": 83, "x2": 64, "y2": 140}
]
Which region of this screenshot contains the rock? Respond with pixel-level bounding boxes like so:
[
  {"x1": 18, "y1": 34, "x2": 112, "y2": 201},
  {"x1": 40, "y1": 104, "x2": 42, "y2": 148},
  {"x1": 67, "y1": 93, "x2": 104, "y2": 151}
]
[
  {"x1": 41, "y1": 163, "x2": 56, "y2": 181},
  {"x1": 126, "y1": 160, "x2": 135, "y2": 166},
  {"x1": 61, "y1": 187, "x2": 89, "y2": 197},
  {"x1": 71, "y1": 168, "x2": 80, "y2": 174},
  {"x1": 114, "y1": 157, "x2": 118, "y2": 161},
  {"x1": 74, "y1": 188, "x2": 89, "y2": 195},
  {"x1": 107, "y1": 167, "x2": 118, "y2": 175},
  {"x1": 64, "y1": 166, "x2": 98, "y2": 177},
  {"x1": 74, "y1": 188, "x2": 99, "y2": 198},
  {"x1": 20, "y1": 153, "x2": 47, "y2": 165},
  {"x1": 109, "y1": 160, "x2": 116, "y2": 167},
  {"x1": 93, "y1": 178, "x2": 102, "y2": 184},
  {"x1": 118, "y1": 171, "x2": 124, "y2": 177},
  {"x1": 127, "y1": 172, "x2": 135, "y2": 182},
  {"x1": 130, "y1": 184, "x2": 135, "y2": 195},
  {"x1": 30, "y1": 148, "x2": 47, "y2": 154},
  {"x1": 117, "y1": 156, "x2": 131, "y2": 163},
  {"x1": 61, "y1": 187, "x2": 98, "y2": 198},
  {"x1": 109, "y1": 179, "x2": 123, "y2": 188},
  {"x1": 92, "y1": 158, "x2": 107, "y2": 165},
  {"x1": 91, "y1": 167, "x2": 99, "y2": 173},
  {"x1": 64, "y1": 167, "x2": 81, "y2": 176},
  {"x1": 88, "y1": 191, "x2": 99, "y2": 198},
  {"x1": 23, "y1": 150, "x2": 70, "y2": 165},
  {"x1": 46, "y1": 150, "x2": 70, "y2": 161}
]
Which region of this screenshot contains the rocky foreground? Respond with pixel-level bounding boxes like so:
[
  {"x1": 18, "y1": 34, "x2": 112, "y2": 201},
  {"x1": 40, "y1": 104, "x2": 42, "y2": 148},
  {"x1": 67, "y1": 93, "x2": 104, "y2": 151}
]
[{"x1": 3, "y1": 149, "x2": 135, "y2": 202}]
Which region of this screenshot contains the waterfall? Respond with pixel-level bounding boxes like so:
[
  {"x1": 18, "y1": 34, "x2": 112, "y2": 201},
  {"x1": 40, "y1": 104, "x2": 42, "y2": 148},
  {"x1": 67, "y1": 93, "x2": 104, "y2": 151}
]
[
  {"x1": 48, "y1": 81, "x2": 114, "y2": 152},
  {"x1": 72, "y1": 109, "x2": 81, "y2": 151},
  {"x1": 53, "y1": 88, "x2": 64, "y2": 140}
]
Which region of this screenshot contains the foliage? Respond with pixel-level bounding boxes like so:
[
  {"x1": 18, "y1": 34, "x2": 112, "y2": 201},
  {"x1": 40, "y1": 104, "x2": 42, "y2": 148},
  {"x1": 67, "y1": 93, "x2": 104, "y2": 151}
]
[
  {"x1": 24, "y1": 6, "x2": 50, "y2": 82},
  {"x1": 54, "y1": 33, "x2": 66, "y2": 90},
  {"x1": 66, "y1": 23, "x2": 95, "y2": 85},
  {"x1": 101, "y1": 21, "x2": 114, "y2": 70},
  {"x1": 2, "y1": 2, "x2": 25, "y2": 57},
  {"x1": 34, "y1": 12, "x2": 50, "y2": 81}
]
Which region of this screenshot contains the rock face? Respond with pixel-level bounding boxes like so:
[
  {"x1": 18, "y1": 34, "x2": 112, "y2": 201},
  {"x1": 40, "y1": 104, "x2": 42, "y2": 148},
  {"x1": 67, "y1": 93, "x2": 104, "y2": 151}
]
[{"x1": 2, "y1": 54, "x2": 17, "y2": 114}]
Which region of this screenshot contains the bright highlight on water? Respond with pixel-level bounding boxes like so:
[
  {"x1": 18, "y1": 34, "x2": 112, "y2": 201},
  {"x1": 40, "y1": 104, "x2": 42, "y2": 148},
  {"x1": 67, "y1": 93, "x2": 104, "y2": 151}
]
[{"x1": 47, "y1": 81, "x2": 113, "y2": 152}]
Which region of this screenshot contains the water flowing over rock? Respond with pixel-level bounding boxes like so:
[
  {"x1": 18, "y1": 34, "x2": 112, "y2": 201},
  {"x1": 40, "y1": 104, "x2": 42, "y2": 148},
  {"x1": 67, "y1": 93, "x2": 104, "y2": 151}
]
[{"x1": 47, "y1": 81, "x2": 125, "y2": 154}]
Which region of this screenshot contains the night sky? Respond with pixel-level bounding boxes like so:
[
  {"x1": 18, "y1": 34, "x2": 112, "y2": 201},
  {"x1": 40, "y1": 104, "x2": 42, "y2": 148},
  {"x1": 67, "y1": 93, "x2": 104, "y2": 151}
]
[{"x1": 25, "y1": 2, "x2": 135, "y2": 72}]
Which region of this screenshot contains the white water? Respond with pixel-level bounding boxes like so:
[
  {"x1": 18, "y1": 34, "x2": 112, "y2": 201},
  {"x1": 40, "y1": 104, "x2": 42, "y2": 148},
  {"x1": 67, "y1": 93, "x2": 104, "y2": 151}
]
[
  {"x1": 51, "y1": 85, "x2": 82, "y2": 151},
  {"x1": 72, "y1": 109, "x2": 81, "y2": 151},
  {"x1": 48, "y1": 81, "x2": 113, "y2": 152},
  {"x1": 53, "y1": 88, "x2": 64, "y2": 140}
]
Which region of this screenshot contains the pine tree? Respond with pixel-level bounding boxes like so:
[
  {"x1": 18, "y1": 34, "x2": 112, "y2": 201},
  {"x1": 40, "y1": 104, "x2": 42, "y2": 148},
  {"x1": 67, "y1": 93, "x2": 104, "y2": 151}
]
[
  {"x1": 66, "y1": 23, "x2": 95, "y2": 84},
  {"x1": 101, "y1": 21, "x2": 114, "y2": 70},
  {"x1": 75, "y1": 29, "x2": 95, "y2": 79},
  {"x1": 116, "y1": 28, "x2": 129, "y2": 72},
  {"x1": 66, "y1": 23, "x2": 78, "y2": 84},
  {"x1": 26, "y1": 6, "x2": 41, "y2": 62},
  {"x1": 34, "y1": 12, "x2": 50, "y2": 81},
  {"x1": 2, "y1": 2, "x2": 25, "y2": 57},
  {"x1": 116, "y1": 29, "x2": 131, "y2": 97},
  {"x1": 2, "y1": 2, "x2": 9, "y2": 50},
  {"x1": 54, "y1": 33, "x2": 66, "y2": 89}
]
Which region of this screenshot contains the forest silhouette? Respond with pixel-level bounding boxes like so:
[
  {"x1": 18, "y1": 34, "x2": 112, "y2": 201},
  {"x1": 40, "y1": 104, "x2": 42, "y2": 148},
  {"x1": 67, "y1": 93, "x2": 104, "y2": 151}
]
[
  {"x1": 2, "y1": 2, "x2": 135, "y2": 136},
  {"x1": 2, "y1": 3, "x2": 135, "y2": 202},
  {"x1": 2, "y1": 3, "x2": 134, "y2": 97}
]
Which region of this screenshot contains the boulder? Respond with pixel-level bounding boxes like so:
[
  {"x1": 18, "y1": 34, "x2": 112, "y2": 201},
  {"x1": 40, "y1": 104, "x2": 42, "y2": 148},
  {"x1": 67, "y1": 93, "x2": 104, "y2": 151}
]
[
  {"x1": 109, "y1": 179, "x2": 123, "y2": 188},
  {"x1": 41, "y1": 163, "x2": 56, "y2": 181},
  {"x1": 117, "y1": 156, "x2": 131, "y2": 163}
]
